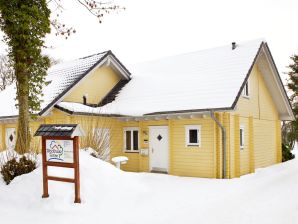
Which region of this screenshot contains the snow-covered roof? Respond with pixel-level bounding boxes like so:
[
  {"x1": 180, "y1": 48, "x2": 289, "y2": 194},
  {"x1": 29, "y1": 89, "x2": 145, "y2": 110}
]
[
  {"x1": 57, "y1": 39, "x2": 293, "y2": 120},
  {"x1": 0, "y1": 39, "x2": 293, "y2": 120},
  {"x1": 99, "y1": 40, "x2": 262, "y2": 116}
]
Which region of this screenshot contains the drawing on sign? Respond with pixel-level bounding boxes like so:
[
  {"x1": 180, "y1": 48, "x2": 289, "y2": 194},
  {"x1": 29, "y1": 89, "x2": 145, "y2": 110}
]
[{"x1": 46, "y1": 140, "x2": 74, "y2": 163}]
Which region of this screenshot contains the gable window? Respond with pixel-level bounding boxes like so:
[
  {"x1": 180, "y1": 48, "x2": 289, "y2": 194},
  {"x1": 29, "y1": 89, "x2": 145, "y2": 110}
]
[
  {"x1": 240, "y1": 126, "x2": 244, "y2": 149},
  {"x1": 185, "y1": 125, "x2": 201, "y2": 147},
  {"x1": 124, "y1": 127, "x2": 139, "y2": 152},
  {"x1": 242, "y1": 81, "x2": 249, "y2": 97}
]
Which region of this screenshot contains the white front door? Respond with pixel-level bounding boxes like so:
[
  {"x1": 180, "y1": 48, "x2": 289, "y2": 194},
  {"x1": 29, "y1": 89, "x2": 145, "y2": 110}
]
[
  {"x1": 149, "y1": 126, "x2": 169, "y2": 172},
  {"x1": 6, "y1": 128, "x2": 16, "y2": 149}
]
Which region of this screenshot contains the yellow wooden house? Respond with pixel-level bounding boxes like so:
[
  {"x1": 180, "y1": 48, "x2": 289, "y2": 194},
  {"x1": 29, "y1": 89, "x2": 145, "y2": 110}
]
[{"x1": 0, "y1": 39, "x2": 294, "y2": 178}]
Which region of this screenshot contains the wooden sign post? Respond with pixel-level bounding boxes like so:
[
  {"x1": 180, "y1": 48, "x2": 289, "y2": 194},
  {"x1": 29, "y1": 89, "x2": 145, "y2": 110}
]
[{"x1": 35, "y1": 124, "x2": 85, "y2": 203}]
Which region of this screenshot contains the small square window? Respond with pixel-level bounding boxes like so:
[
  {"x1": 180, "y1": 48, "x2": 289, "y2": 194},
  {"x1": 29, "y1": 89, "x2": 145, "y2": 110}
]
[
  {"x1": 189, "y1": 129, "x2": 198, "y2": 143},
  {"x1": 185, "y1": 125, "x2": 201, "y2": 147}
]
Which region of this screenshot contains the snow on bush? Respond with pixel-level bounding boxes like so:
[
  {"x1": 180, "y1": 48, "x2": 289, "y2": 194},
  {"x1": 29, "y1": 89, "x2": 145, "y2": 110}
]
[{"x1": 0, "y1": 150, "x2": 37, "y2": 184}]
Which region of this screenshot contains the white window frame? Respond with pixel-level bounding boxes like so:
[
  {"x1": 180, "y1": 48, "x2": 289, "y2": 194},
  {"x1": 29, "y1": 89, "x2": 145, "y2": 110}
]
[
  {"x1": 123, "y1": 127, "x2": 140, "y2": 152},
  {"x1": 185, "y1": 125, "x2": 201, "y2": 147},
  {"x1": 242, "y1": 80, "x2": 250, "y2": 98},
  {"x1": 240, "y1": 125, "x2": 245, "y2": 150}
]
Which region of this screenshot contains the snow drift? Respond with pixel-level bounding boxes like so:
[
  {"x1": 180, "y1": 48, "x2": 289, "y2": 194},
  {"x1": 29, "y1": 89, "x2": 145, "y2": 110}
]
[{"x1": 1, "y1": 150, "x2": 298, "y2": 224}]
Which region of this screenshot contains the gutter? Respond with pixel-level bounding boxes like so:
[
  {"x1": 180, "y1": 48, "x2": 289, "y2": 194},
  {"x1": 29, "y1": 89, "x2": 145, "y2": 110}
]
[{"x1": 210, "y1": 110, "x2": 227, "y2": 179}]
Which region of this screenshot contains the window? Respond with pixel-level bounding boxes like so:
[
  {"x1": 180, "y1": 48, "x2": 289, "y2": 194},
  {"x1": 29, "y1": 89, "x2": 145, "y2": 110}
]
[
  {"x1": 240, "y1": 126, "x2": 244, "y2": 149},
  {"x1": 242, "y1": 81, "x2": 249, "y2": 97},
  {"x1": 124, "y1": 128, "x2": 139, "y2": 152},
  {"x1": 185, "y1": 125, "x2": 201, "y2": 147}
]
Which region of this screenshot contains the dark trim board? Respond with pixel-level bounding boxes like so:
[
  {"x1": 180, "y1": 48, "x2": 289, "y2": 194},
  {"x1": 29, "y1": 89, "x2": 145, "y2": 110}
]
[
  {"x1": 231, "y1": 42, "x2": 264, "y2": 110},
  {"x1": 145, "y1": 107, "x2": 233, "y2": 116}
]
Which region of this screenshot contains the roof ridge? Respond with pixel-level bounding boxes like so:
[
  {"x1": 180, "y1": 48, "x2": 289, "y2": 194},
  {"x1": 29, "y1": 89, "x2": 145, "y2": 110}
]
[
  {"x1": 79, "y1": 50, "x2": 110, "y2": 60},
  {"x1": 133, "y1": 38, "x2": 266, "y2": 66}
]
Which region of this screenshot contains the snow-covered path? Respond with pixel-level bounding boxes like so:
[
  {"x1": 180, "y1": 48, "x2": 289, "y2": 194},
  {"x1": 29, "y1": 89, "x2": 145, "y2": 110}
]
[{"x1": 1, "y1": 151, "x2": 298, "y2": 224}]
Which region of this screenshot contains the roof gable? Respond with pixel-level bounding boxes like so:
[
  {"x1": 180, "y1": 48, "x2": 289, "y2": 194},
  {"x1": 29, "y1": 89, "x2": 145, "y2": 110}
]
[
  {"x1": 254, "y1": 43, "x2": 293, "y2": 120},
  {"x1": 39, "y1": 50, "x2": 131, "y2": 116}
]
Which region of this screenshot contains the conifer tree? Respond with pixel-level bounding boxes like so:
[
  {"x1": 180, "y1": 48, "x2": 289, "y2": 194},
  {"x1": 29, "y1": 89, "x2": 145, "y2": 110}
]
[{"x1": 285, "y1": 53, "x2": 298, "y2": 151}]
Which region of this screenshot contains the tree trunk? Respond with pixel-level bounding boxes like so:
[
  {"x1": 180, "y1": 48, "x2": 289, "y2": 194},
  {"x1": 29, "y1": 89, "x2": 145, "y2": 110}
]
[{"x1": 15, "y1": 70, "x2": 30, "y2": 154}]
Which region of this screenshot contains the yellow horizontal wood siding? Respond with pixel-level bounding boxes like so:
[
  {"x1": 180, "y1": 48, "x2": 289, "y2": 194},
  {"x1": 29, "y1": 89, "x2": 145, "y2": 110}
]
[
  {"x1": 248, "y1": 116, "x2": 255, "y2": 173},
  {"x1": 0, "y1": 124, "x2": 4, "y2": 150},
  {"x1": 235, "y1": 65, "x2": 278, "y2": 120},
  {"x1": 229, "y1": 113, "x2": 235, "y2": 178},
  {"x1": 239, "y1": 117, "x2": 250, "y2": 175},
  {"x1": 233, "y1": 114, "x2": 240, "y2": 178},
  {"x1": 171, "y1": 118, "x2": 215, "y2": 178},
  {"x1": 276, "y1": 120, "x2": 282, "y2": 163},
  {"x1": 235, "y1": 66, "x2": 260, "y2": 118},
  {"x1": 64, "y1": 66, "x2": 121, "y2": 105},
  {"x1": 234, "y1": 64, "x2": 280, "y2": 171},
  {"x1": 215, "y1": 113, "x2": 223, "y2": 178},
  {"x1": 254, "y1": 119, "x2": 276, "y2": 168},
  {"x1": 30, "y1": 120, "x2": 44, "y2": 152}
]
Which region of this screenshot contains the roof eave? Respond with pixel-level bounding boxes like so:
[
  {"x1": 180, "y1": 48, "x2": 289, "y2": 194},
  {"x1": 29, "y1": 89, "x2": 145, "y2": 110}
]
[{"x1": 144, "y1": 107, "x2": 234, "y2": 116}]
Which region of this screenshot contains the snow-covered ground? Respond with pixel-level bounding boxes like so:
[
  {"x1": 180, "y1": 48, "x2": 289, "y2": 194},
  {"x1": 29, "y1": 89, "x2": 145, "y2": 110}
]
[{"x1": 1, "y1": 150, "x2": 298, "y2": 224}]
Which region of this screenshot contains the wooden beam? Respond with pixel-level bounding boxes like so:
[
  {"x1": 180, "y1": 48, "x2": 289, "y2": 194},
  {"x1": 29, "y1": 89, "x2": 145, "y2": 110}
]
[{"x1": 47, "y1": 176, "x2": 75, "y2": 183}]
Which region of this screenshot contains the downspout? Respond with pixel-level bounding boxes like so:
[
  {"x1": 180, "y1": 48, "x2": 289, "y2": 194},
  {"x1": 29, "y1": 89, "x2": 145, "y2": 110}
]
[{"x1": 210, "y1": 110, "x2": 227, "y2": 179}]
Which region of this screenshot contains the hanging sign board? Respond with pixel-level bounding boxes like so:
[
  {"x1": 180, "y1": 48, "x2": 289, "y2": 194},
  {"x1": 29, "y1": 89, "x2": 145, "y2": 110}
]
[{"x1": 46, "y1": 139, "x2": 74, "y2": 163}]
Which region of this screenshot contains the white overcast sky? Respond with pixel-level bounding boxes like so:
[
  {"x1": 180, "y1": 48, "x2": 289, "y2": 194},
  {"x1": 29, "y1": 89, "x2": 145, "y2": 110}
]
[{"x1": 0, "y1": 0, "x2": 298, "y2": 82}]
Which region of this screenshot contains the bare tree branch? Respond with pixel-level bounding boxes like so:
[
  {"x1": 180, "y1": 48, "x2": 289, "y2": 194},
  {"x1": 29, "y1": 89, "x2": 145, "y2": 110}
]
[
  {"x1": 0, "y1": 55, "x2": 15, "y2": 91},
  {"x1": 48, "y1": 0, "x2": 124, "y2": 39}
]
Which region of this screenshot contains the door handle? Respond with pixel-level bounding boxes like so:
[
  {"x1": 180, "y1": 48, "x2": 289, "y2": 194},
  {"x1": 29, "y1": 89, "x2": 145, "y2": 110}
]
[{"x1": 152, "y1": 148, "x2": 154, "y2": 154}]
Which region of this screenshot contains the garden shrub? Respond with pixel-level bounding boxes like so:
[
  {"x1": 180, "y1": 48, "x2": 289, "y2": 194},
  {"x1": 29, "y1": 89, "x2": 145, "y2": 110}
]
[
  {"x1": 282, "y1": 143, "x2": 295, "y2": 162},
  {"x1": 0, "y1": 156, "x2": 36, "y2": 185}
]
